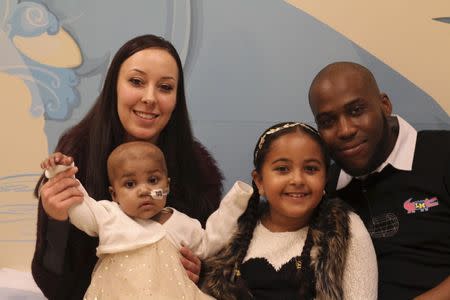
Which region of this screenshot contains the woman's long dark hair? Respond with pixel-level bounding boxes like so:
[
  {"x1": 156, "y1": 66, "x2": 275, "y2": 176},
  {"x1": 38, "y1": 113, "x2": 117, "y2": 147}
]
[
  {"x1": 34, "y1": 34, "x2": 216, "y2": 222},
  {"x1": 202, "y1": 122, "x2": 330, "y2": 299}
]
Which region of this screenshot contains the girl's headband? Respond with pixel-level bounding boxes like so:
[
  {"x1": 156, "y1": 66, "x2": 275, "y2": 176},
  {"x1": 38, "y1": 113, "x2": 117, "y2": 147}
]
[{"x1": 254, "y1": 122, "x2": 319, "y2": 160}]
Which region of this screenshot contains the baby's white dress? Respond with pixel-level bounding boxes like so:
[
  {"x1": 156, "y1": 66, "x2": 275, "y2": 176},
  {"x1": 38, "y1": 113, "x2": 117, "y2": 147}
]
[{"x1": 66, "y1": 181, "x2": 252, "y2": 300}]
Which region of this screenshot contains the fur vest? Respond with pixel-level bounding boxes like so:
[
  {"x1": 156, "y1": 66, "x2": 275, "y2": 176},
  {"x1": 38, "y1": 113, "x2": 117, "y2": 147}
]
[
  {"x1": 202, "y1": 197, "x2": 351, "y2": 300},
  {"x1": 310, "y1": 197, "x2": 351, "y2": 299}
]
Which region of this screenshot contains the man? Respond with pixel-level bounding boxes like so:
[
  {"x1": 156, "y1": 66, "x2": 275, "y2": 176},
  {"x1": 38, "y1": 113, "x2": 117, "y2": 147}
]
[{"x1": 308, "y1": 61, "x2": 450, "y2": 299}]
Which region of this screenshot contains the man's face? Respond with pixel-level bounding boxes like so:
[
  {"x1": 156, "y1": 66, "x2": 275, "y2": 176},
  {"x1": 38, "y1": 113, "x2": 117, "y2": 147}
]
[{"x1": 309, "y1": 71, "x2": 392, "y2": 176}]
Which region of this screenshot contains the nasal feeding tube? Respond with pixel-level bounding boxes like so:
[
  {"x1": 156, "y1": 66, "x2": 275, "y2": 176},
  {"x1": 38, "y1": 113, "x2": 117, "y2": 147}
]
[{"x1": 143, "y1": 188, "x2": 169, "y2": 200}]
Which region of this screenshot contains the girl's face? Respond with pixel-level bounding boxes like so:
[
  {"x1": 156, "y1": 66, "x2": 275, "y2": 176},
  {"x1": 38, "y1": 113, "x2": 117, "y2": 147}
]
[
  {"x1": 117, "y1": 48, "x2": 178, "y2": 143},
  {"x1": 253, "y1": 131, "x2": 326, "y2": 232}
]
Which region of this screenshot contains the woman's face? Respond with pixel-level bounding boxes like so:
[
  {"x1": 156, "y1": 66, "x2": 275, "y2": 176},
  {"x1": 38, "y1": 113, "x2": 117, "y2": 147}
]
[{"x1": 117, "y1": 48, "x2": 178, "y2": 143}]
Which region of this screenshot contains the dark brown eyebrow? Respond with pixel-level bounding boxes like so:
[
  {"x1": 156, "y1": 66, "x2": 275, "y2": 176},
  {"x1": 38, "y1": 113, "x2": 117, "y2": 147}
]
[
  {"x1": 271, "y1": 157, "x2": 323, "y2": 165},
  {"x1": 119, "y1": 168, "x2": 165, "y2": 178},
  {"x1": 304, "y1": 158, "x2": 324, "y2": 165},
  {"x1": 315, "y1": 98, "x2": 364, "y2": 120},
  {"x1": 129, "y1": 68, "x2": 176, "y2": 81},
  {"x1": 130, "y1": 68, "x2": 145, "y2": 74},
  {"x1": 315, "y1": 111, "x2": 332, "y2": 121},
  {"x1": 271, "y1": 158, "x2": 290, "y2": 165},
  {"x1": 119, "y1": 172, "x2": 135, "y2": 179},
  {"x1": 343, "y1": 98, "x2": 365, "y2": 109}
]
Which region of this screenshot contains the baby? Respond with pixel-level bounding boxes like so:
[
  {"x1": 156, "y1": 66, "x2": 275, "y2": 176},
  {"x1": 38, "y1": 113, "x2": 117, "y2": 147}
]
[{"x1": 42, "y1": 141, "x2": 252, "y2": 299}]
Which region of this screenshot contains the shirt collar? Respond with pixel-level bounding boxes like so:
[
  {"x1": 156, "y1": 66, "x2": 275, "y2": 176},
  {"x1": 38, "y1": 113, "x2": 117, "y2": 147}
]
[{"x1": 336, "y1": 115, "x2": 417, "y2": 190}]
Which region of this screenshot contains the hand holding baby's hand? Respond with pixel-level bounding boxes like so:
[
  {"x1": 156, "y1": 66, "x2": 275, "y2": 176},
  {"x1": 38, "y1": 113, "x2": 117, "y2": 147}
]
[{"x1": 39, "y1": 152, "x2": 82, "y2": 220}]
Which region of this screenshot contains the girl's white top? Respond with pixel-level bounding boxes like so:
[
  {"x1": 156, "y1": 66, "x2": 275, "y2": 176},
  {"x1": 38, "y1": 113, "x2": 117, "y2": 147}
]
[{"x1": 243, "y1": 213, "x2": 378, "y2": 300}]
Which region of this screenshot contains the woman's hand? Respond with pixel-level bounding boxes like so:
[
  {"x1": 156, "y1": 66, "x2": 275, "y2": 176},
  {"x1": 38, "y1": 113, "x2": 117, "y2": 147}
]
[
  {"x1": 39, "y1": 153, "x2": 83, "y2": 220},
  {"x1": 180, "y1": 246, "x2": 201, "y2": 284}
]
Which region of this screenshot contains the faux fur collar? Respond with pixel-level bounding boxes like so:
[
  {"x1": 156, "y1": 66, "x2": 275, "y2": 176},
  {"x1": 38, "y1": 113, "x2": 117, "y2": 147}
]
[{"x1": 310, "y1": 198, "x2": 351, "y2": 300}]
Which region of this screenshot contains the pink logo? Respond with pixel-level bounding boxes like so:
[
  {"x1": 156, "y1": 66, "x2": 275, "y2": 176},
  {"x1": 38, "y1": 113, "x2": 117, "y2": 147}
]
[{"x1": 403, "y1": 197, "x2": 439, "y2": 214}]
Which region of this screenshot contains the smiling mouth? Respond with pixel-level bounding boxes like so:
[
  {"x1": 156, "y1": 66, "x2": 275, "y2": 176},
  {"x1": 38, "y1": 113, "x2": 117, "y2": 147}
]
[
  {"x1": 134, "y1": 110, "x2": 158, "y2": 120},
  {"x1": 283, "y1": 192, "x2": 309, "y2": 198},
  {"x1": 338, "y1": 142, "x2": 365, "y2": 157}
]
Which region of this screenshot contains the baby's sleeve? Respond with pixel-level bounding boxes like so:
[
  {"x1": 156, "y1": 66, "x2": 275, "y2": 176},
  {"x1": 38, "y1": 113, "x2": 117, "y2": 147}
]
[
  {"x1": 164, "y1": 181, "x2": 253, "y2": 259},
  {"x1": 67, "y1": 182, "x2": 102, "y2": 237}
]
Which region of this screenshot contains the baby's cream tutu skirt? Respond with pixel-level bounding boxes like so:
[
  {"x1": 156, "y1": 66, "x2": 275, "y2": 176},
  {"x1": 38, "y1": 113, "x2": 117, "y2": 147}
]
[{"x1": 84, "y1": 237, "x2": 214, "y2": 299}]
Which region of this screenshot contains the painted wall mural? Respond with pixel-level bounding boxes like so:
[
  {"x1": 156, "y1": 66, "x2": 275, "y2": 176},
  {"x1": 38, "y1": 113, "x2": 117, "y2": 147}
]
[
  {"x1": 1, "y1": 0, "x2": 448, "y2": 273},
  {"x1": 0, "y1": 1, "x2": 83, "y2": 271},
  {"x1": 286, "y1": 0, "x2": 450, "y2": 114}
]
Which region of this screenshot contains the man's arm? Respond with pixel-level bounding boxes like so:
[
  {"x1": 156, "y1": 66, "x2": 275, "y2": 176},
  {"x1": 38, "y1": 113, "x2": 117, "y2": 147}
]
[
  {"x1": 415, "y1": 137, "x2": 450, "y2": 299},
  {"x1": 415, "y1": 143, "x2": 450, "y2": 298},
  {"x1": 414, "y1": 276, "x2": 450, "y2": 300}
]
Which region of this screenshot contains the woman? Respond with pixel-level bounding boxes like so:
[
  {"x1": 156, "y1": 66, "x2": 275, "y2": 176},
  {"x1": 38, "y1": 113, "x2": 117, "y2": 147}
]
[{"x1": 32, "y1": 34, "x2": 223, "y2": 300}]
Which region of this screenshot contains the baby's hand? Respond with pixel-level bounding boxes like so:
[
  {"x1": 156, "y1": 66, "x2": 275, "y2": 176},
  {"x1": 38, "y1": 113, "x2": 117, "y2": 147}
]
[{"x1": 41, "y1": 152, "x2": 74, "y2": 179}]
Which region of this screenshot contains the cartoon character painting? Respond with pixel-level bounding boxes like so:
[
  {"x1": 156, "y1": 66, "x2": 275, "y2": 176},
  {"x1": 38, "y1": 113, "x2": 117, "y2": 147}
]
[{"x1": 0, "y1": 1, "x2": 81, "y2": 271}]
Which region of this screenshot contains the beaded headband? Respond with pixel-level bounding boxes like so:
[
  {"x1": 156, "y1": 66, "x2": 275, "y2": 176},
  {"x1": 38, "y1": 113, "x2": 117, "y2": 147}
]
[{"x1": 254, "y1": 122, "x2": 319, "y2": 160}]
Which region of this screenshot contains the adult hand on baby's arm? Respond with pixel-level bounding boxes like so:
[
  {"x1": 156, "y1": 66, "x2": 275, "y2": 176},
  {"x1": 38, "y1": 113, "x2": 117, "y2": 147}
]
[
  {"x1": 39, "y1": 152, "x2": 83, "y2": 221},
  {"x1": 180, "y1": 246, "x2": 202, "y2": 284}
]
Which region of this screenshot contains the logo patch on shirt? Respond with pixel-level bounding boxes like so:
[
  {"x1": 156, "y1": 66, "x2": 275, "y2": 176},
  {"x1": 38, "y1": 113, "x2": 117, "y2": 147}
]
[
  {"x1": 403, "y1": 197, "x2": 439, "y2": 214},
  {"x1": 368, "y1": 213, "x2": 399, "y2": 238}
]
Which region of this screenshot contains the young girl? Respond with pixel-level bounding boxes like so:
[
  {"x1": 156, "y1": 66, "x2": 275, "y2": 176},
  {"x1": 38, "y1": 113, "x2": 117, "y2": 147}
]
[
  {"x1": 42, "y1": 141, "x2": 252, "y2": 300},
  {"x1": 201, "y1": 122, "x2": 378, "y2": 299}
]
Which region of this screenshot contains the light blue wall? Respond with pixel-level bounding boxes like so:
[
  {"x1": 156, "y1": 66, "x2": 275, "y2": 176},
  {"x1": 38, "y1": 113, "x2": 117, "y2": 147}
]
[{"x1": 26, "y1": 0, "x2": 450, "y2": 191}]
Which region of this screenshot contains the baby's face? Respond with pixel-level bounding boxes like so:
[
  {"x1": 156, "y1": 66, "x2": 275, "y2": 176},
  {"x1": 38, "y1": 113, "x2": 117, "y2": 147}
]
[{"x1": 109, "y1": 155, "x2": 169, "y2": 219}]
